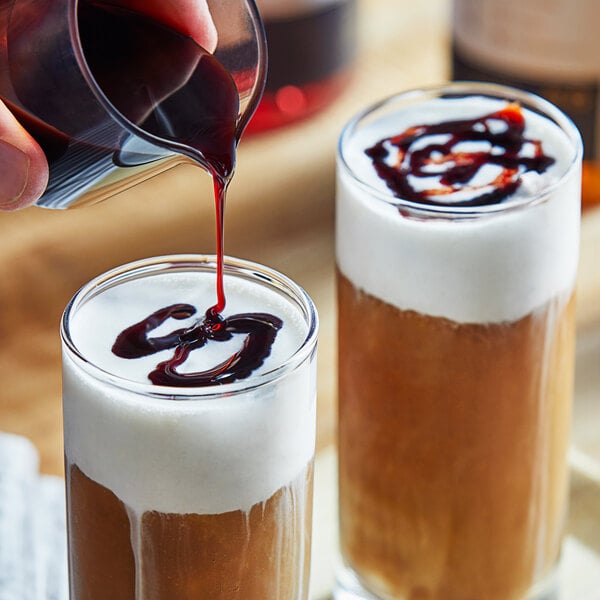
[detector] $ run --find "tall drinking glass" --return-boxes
[61,255,318,599]
[335,83,582,600]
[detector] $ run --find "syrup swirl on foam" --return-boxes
[365,103,556,207]
[112,304,283,387]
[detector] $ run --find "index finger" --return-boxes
[115,0,218,52]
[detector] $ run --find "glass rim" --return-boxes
[337,81,583,219]
[61,254,319,401]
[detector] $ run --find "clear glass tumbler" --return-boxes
[61,254,318,599]
[335,83,582,600]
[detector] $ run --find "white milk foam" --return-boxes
[336,95,581,324]
[63,267,316,515]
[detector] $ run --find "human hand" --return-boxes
[0,0,216,211]
[0,99,48,211]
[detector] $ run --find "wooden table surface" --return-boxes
[0,0,599,595]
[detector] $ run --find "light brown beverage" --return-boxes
[67,463,313,599]
[338,274,575,600]
[335,84,582,600]
[61,256,318,600]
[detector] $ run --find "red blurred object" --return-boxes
[247,70,352,133]
[247,0,356,133]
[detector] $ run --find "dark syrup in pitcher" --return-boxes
[1,0,243,206]
[77,0,280,386]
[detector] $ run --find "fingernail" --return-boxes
[0,139,30,208]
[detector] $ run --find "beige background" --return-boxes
[0,0,599,595]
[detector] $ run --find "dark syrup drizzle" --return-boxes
[84,2,282,386]
[365,102,555,207]
[112,304,282,387]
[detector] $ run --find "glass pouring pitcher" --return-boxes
[0,0,266,209]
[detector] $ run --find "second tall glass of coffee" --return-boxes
[335,83,582,600]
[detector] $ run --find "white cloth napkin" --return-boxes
[0,433,68,600]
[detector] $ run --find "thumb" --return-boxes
[0,100,48,211]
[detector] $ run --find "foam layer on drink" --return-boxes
[63,266,316,515]
[337,94,581,324]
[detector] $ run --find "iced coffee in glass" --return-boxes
[61,255,318,600]
[335,83,582,600]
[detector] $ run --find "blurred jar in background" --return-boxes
[247,0,357,133]
[452,0,600,210]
